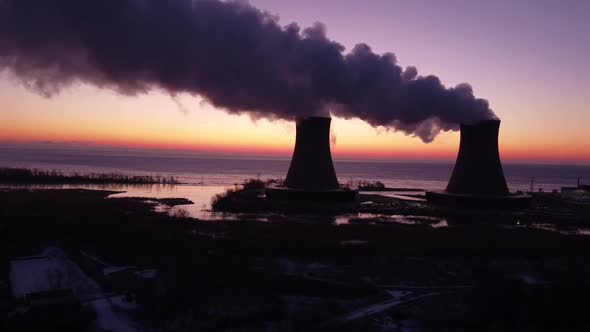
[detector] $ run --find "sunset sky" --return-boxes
[1,0,589,164]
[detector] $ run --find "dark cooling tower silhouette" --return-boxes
[284,117,339,190]
[446,120,509,196]
[426,119,531,209]
[266,116,357,203]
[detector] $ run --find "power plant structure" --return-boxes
[426,119,531,209]
[284,117,339,190]
[266,116,357,202]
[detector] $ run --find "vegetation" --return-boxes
[353,179,424,192]
[211,178,266,211]
[241,178,266,190]
[0,168,180,185]
[356,180,386,191]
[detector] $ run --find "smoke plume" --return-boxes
[0,0,497,142]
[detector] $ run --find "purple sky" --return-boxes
[1,0,589,163]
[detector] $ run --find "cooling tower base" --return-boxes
[266,186,359,203]
[426,191,532,210]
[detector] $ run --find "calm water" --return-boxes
[1,147,588,190]
[1,147,589,219]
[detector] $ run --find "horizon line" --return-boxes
[1,141,589,167]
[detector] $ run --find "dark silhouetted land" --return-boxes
[2,188,590,330]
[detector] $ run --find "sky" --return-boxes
[1,0,589,164]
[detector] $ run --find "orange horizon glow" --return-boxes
[1,72,588,166]
[2,130,589,165]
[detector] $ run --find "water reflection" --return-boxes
[4,183,588,235]
[518,223,590,236]
[162,203,449,228]
[335,213,448,227]
[361,191,427,202]
[167,205,271,222]
[2,183,229,219]
[108,185,227,209]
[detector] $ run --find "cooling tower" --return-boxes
[266,116,357,203]
[284,117,339,190]
[426,119,531,209]
[446,119,509,196]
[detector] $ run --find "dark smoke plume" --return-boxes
[0,0,497,142]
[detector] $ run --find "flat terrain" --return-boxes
[1,188,590,331]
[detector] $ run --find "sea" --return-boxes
[1,146,589,220]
